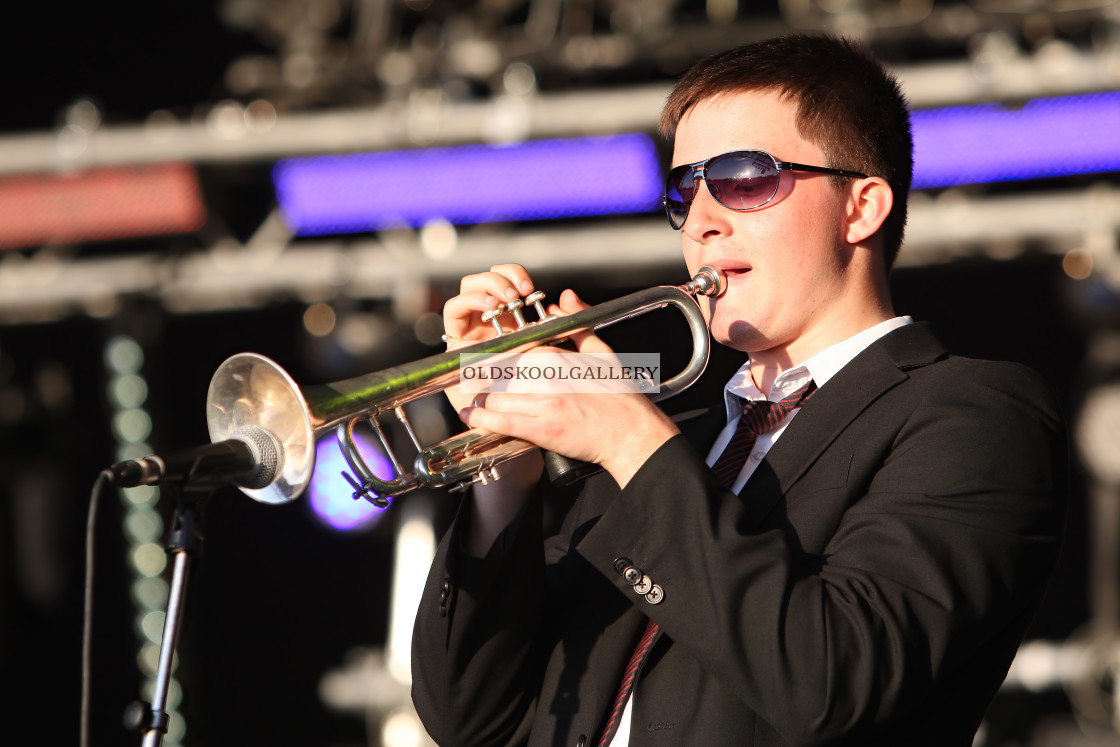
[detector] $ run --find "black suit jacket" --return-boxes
[412,324,1068,746]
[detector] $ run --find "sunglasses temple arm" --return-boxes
[781,162,867,179]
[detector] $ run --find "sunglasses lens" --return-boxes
[706,152,779,211]
[662,152,783,229]
[664,165,695,229]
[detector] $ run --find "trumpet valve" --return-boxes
[525,291,552,321]
[481,307,505,335]
[505,298,527,328]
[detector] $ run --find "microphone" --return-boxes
[108,426,284,491]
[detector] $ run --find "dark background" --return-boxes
[0,2,1115,745]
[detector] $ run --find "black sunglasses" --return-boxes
[663,149,868,230]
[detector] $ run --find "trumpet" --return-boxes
[204,266,726,506]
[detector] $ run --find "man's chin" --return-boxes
[712,322,771,355]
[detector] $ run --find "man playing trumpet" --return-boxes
[412,34,1067,746]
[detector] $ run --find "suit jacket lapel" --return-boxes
[742,323,948,525]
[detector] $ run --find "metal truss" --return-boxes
[4,40,1120,174]
[1,183,1117,324]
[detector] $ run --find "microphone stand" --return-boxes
[125,482,209,747]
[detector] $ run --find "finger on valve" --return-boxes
[443,266,536,349]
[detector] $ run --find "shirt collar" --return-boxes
[723,316,914,415]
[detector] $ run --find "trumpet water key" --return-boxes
[204,266,726,506]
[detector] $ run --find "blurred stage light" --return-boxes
[103,333,186,744]
[302,302,337,336]
[912,91,1120,188]
[272,133,663,235]
[0,163,206,250]
[386,500,436,685]
[308,432,393,530]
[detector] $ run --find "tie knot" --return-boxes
[710,377,817,491]
[740,379,816,435]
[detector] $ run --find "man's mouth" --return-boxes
[716,265,751,279]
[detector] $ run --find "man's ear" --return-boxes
[845,177,893,245]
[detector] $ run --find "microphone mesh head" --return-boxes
[234,426,284,489]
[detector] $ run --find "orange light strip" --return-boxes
[0,163,206,250]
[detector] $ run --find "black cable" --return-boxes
[81,469,114,747]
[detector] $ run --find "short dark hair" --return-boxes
[659,34,913,269]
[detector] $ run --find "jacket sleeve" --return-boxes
[411,482,582,746]
[574,359,1068,744]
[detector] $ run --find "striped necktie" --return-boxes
[710,378,818,488]
[596,377,817,746]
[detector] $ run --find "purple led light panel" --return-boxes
[912,92,1120,188]
[274,94,1120,237]
[275,134,663,235]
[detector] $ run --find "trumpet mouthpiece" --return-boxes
[688,266,726,298]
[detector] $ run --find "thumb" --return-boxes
[554,289,615,355]
[556,288,591,314]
